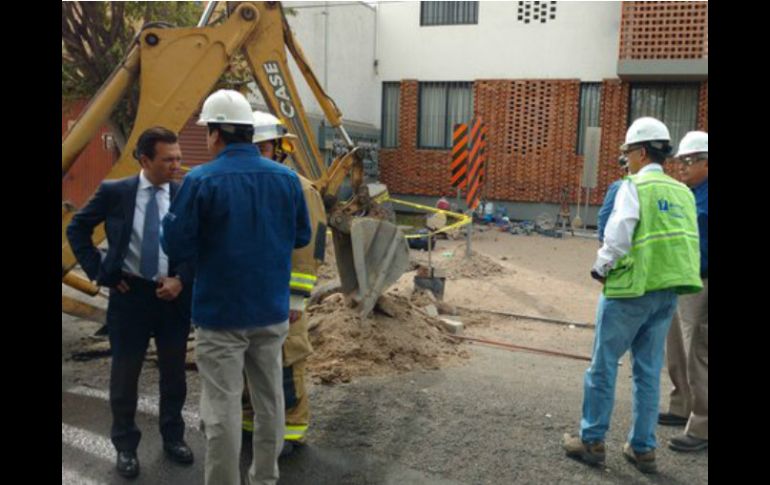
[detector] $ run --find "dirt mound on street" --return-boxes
[411,249,504,280]
[319,233,504,283]
[306,293,469,384]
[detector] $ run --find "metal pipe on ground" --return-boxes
[456,306,592,328]
[450,334,591,362]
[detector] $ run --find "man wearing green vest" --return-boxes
[562,117,702,474]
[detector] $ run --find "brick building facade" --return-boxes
[378,1,708,211]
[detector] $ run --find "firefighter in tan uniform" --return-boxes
[242,111,326,456]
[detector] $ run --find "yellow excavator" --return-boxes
[62,1,410,319]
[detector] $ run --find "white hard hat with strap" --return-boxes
[252,110,297,144]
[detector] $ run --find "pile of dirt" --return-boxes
[412,249,504,280]
[318,235,504,284]
[306,293,469,384]
[317,237,339,283]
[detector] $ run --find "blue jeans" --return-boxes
[579,290,677,452]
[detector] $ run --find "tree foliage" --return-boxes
[62,2,204,146]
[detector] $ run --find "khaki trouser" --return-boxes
[665,278,708,439]
[243,311,312,442]
[284,360,309,439]
[197,321,289,485]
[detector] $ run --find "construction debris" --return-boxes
[306,293,469,385]
[439,318,464,334]
[423,304,439,318]
[436,301,459,316]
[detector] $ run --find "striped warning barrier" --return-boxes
[450,123,469,189]
[465,117,485,210]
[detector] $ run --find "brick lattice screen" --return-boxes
[698,80,708,131]
[619,1,708,60]
[476,80,582,204]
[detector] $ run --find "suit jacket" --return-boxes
[67,175,194,318]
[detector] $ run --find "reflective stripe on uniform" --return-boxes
[290,272,317,296]
[635,179,694,194]
[244,420,307,439]
[632,230,700,250]
[290,272,317,287]
[284,424,308,441]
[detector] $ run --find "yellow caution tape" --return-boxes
[385,197,471,239]
[323,195,471,239]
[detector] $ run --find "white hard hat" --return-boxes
[197,89,254,126]
[675,131,708,158]
[620,117,671,150]
[252,110,297,144]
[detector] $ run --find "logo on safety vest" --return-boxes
[657,199,684,219]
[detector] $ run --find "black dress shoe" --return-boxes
[658,412,688,426]
[116,451,140,478]
[163,441,194,465]
[668,433,708,452]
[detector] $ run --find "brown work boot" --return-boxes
[623,443,657,474]
[562,433,605,466]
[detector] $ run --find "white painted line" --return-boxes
[61,424,111,484]
[61,465,105,485]
[65,385,201,431]
[62,423,114,462]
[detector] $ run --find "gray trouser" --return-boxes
[196,321,289,485]
[665,278,708,439]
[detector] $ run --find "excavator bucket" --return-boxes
[332,218,410,318]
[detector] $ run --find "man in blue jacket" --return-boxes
[659,131,708,452]
[162,90,311,485]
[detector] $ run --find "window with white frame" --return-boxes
[381,83,400,148]
[418,82,473,149]
[629,84,700,151]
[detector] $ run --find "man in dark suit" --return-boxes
[67,127,194,478]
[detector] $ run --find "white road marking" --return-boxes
[61,464,106,485]
[65,385,201,430]
[61,422,114,461]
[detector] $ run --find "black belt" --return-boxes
[122,272,159,289]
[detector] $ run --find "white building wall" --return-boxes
[375,1,621,82]
[252,2,622,132]
[279,1,380,127]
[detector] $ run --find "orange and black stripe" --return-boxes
[450,123,469,188]
[479,124,488,198]
[466,117,484,210]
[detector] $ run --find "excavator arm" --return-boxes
[62,1,408,317]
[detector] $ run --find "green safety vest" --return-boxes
[604,170,703,298]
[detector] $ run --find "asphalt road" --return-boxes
[63,314,707,485]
